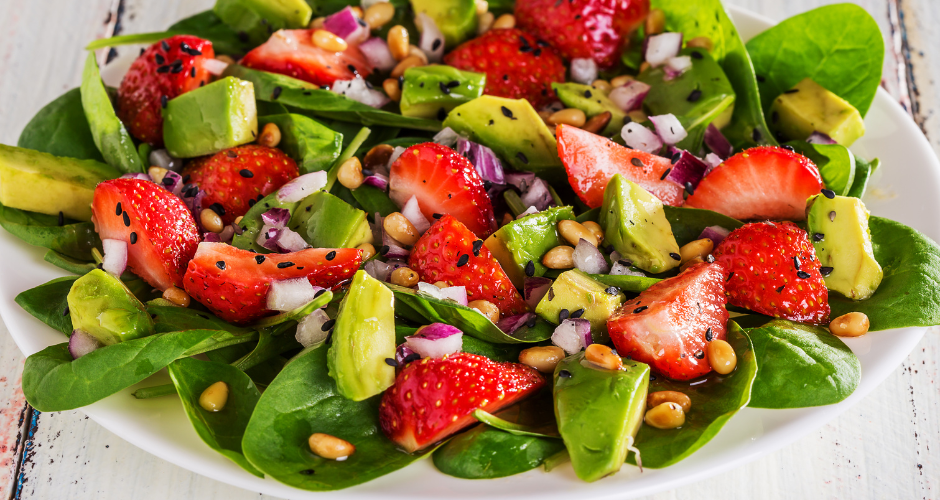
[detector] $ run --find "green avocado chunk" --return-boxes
[600,174,681,274]
[327,270,396,401]
[554,352,650,482]
[769,78,865,146]
[163,76,258,158]
[68,269,155,346]
[535,269,624,341]
[443,95,565,184]
[213,0,312,45]
[288,191,373,249]
[484,206,575,289]
[410,0,477,47]
[400,65,486,120]
[806,194,883,300]
[552,82,626,137]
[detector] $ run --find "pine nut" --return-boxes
[356,242,376,260]
[215,55,236,65]
[384,212,419,246]
[364,2,395,29]
[390,267,419,287]
[628,110,648,123]
[364,144,395,170]
[707,339,736,375]
[549,108,587,128]
[829,312,870,337]
[477,12,495,35]
[309,17,325,30]
[234,216,244,225]
[639,62,651,73]
[312,29,348,52]
[308,433,355,460]
[518,345,565,373]
[469,299,500,323]
[387,25,410,61]
[645,8,666,35]
[686,36,714,51]
[645,402,685,429]
[258,122,281,148]
[591,79,612,94]
[585,344,623,370]
[391,55,425,78]
[557,220,598,247]
[680,238,714,264]
[542,245,575,269]
[350,6,364,18]
[475,0,489,15]
[200,208,224,233]
[163,286,191,308]
[492,13,516,29]
[679,256,704,273]
[199,381,229,412]
[337,157,365,190]
[148,166,168,184]
[581,221,605,243]
[383,78,402,101]
[610,75,635,87]
[434,280,450,289]
[408,45,429,64]
[581,111,612,134]
[647,390,691,413]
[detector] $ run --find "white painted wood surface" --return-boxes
[0,0,936,499]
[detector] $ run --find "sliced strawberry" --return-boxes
[409,215,527,317]
[607,262,728,380]
[182,242,361,324]
[92,179,201,291]
[713,221,830,325]
[240,29,372,87]
[379,352,544,452]
[515,0,649,68]
[685,146,824,220]
[556,124,684,208]
[117,35,215,145]
[444,28,566,109]
[389,142,496,238]
[183,145,299,225]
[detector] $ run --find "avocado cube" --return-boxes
[535,269,624,340]
[410,0,478,47]
[288,191,373,249]
[600,174,681,274]
[552,82,627,137]
[214,0,312,45]
[400,65,486,120]
[163,76,257,158]
[770,78,865,146]
[485,206,575,289]
[68,269,155,346]
[806,194,883,300]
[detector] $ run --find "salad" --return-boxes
[4,0,939,491]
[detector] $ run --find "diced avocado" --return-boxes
[535,270,624,340]
[400,65,486,120]
[600,174,681,274]
[257,114,342,173]
[806,194,883,300]
[554,352,650,482]
[485,206,575,289]
[410,0,477,47]
[288,191,373,249]
[68,269,155,346]
[213,0,313,45]
[163,76,257,158]
[327,270,396,401]
[552,82,626,137]
[769,78,865,146]
[444,96,565,184]
[0,144,119,221]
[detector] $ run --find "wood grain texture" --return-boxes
[0,0,936,499]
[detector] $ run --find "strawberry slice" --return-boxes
[379,352,544,452]
[409,215,527,317]
[92,178,201,291]
[607,262,729,380]
[685,146,824,220]
[240,29,372,87]
[389,142,496,238]
[557,124,684,208]
[713,221,830,325]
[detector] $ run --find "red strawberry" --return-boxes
[117,35,215,146]
[182,145,299,225]
[685,146,824,220]
[389,142,496,238]
[409,215,527,317]
[379,352,544,452]
[240,29,372,87]
[556,124,684,208]
[444,28,566,108]
[713,221,830,325]
[515,0,649,68]
[92,179,201,291]
[607,262,729,380]
[182,242,362,324]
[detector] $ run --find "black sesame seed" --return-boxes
[820,266,834,276]
[130,232,138,244]
[155,53,165,64]
[687,89,702,102]
[617,259,631,267]
[255,255,265,264]
[239,169,254,178]
[793,256,801,270]
[437,107,448,121]
[821,188,835,199]
[57,211,65,226]
[784,88,799,94]
[439,82,451,95]
[190,67,196,78]
[432,213,443,219]
[247,199,256,207]
[156,65,170,74]
[558,309,570,321]
[633,305,648,314]
[669,252,681,261]
[705,327,714,341]
[380,245,390,255]
[797,270,811,279]
[122,211,131,227]
[161,176,174,187]
[299,469,315,476]
[501,106,515,119]
[570,308,585,319]
[432,39,442,51]
[671,153,681,164]
[216,261,226,270]
[160,95,168,108]
[115,202,122,216]
[524,260,535,277]
[385,358,398,367]
[781,144,795,152]
[660,168,672,180]
[813,232,825,242]
[526,316,537,328]
[404,353,421,363]
[321,319,336,331]
[752,128,762,142]
[631,158,644,167]
[209,203,226,216]
[605,286,620,295]
[691,51,704,60]
[472,240,483,256]
[776,285,785,293]
[170,61,184,74]
[558,369,572,378]
[516,152,528,164]
[727,271,735,281]
[272,86,283,100]
[63,306,70,316]
[694,350,705,359]
[326,251,337,261]
[277,262,295,269]
[685,181,695,195]
[584,90,593,98]
[456,254,469,267]
[161,40,171,52]
[315,289,327,298]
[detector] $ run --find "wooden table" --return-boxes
[0,0,936,498]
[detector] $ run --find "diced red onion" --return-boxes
[621,122,663,153]
[121,172,153,182]
[666,149,709,190]
[296,309,331,347]
[608,80,650,112]
[807,132,837,145]
[704,153,723,173]
[267,277,323,312]
[277,171,327,203]
[610,250,622,262]
[362,173,389,191]
[401,196,431,234]
[649,114,688,145]
[520,178,554,211]
[364,259,392,281]
[395,343,420,365]
[359,37,397,72]
[416,281,443,299]
[456,138,505,186]
[439,286,468,306]
[497,312,537,334]
[275,227,310,253]
[323,7,361,40]
[573,238,609,274]
[257,225,281,251]
[332,78,390,108]
[505,171,536,192]
[570,58,598,84]
[160,170,184,197]
[666,55,692,75]
[262,208,291,228]
[68,329,102,359]
[645,32,683,67]
[433,127,463,147]
[101,239,128,277]
[202,58,229,76]
[552,319,591,355]
[203,232,222,243]
[387,146,406,169]
[699,225,731,247]
[406,329,463,359]
[149,149,181,171]
[704,124,734,159]
[524,277,552,310]
[415,13,445,63]
[611,259,646,276]
[384,240,410,260]
[516,206,539,219]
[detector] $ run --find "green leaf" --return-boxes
[15,277,77,335]
[85,32,179,51]
[147,305,254,335]
[747,320,860,408]
[231,328,301,372]
[350,185,399,218]
[167,10,256,56]
[745,4,884,117]
[22,329,217,412]
[473,409,560,438]
[168,357,264,476]
[847,156,876,199]
[326,128,371,192]
[43,250,97,275]
[786,141,856,196]
[17,88,105,162]
[258,114,343,174]
[242,344,431,490]
[629,322,756,468]
[80,53,144,174]
[590,274,662,293]
[461,336,525,362]
[663,206,744,246]
[0,202,100,260]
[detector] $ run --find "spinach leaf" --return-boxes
[629,322,756,468]
[167,357,263,476]
[0,202,100,260]
[461,336,525,362]
[829,217,940,330]
[17,88,105,162]
[15,276,77,335]
[432,425,565,479]
[786,141,855,196]
[350,186,398,217]
[258,114,343,173]
[473,409,560,438]
[847,156,876,199]
[242,344,431,490]
[148,305,254,335]
[80,53,144,174]
[22,329,217,412]
[747,320,860,408]
[231,329,301,372]
[663,206,744,246]
[745,4,883,117]
[43,250,97,275]
[591,274,661,293]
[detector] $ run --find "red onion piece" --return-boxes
[363,259,392,281]
[497,312,537,334]
[666,149,709,190]
[611,259,646,276]
[524,277,552,310]
[433,127,463,147]
[520,178,554,211]
[275,227,310,253]
[699,225,731,246]
[202,58,229,76]
[332,78,390,108]
[267,277,323,312]
[416,282,444,299]
[359,37,397,72]
[296,309,331,347]
[158,170,184,197]
[363,173,389,191]
[149,149,181,171]
[608,80,650,112]
[552,319,591,354]
[704,153,723,174]
[277,171,327,203]
[68,329,102,359]
[457,138,506,186]
[621,122,663,153]
[645,32,683,67]
[505,171,537,192]
[415,13,445,63]
[413,323,462,340]
[570,58,598,84]
[666,55,692,75]
[203,232,222,243]
[406,328,463,359]
[101,239,128,277]
[261,208,291,228]
[704,124,734,159]
[121,172,153,182]
[516,206,539,219]
[440,286,468,306]
[396,343,420,365]
[649,114,688,145]
[807,132,837,145]
[402,196,431,234]
[323,7,361,40]
[256,225,281,251]
[573,238,610,274]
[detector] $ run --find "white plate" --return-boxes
[2,6,937,499]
